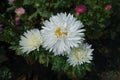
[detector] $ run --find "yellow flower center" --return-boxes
[55,27,67,37]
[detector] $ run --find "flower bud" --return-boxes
[15,7,25,16]
[105,5,112,11]
[75,5,87,16]
[15,17,20,26]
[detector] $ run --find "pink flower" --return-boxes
[75,5,87,16]
[8,0,15,3]
[15,7,25,16]
[15,17,20,22]
[15,17,20,26]
[105,5,112,11]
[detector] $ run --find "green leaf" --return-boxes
[28,12,38,20]
[7,6,15,12]
[23,0,34,5]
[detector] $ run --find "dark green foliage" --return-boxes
[0,67,12,80]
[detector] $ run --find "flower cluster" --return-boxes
[19,13,93,67]
[14,7,25,26]
[0,0,114,79]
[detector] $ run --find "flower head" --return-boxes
[41,13,85,55]
[67,43,93,67]
[105,4,112,11]
[75,5,87,16]
[15,7,25,16]
[19,29,43,54]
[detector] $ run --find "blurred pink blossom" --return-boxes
[105,5,112,11]
[15,17,20,22]
[15,7,25,16]
[75,5,87,16]
[8,0,15,3]
[15,17,20,26]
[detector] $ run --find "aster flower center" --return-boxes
[74,48,86,60]
[30,37,40,48]
[55,27,67,37]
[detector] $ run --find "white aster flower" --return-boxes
[19,29,43,54]
[41,13,85,55]
[67,43,93,67]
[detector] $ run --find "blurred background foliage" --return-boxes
[0,0,120,80]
